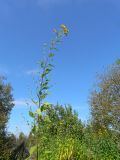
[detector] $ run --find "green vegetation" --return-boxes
[0,76,15,159]
[90,61,120,133]
[0,25,120,159]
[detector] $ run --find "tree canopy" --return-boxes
[0,76,15,159]
[90,61,120,132]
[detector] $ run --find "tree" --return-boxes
[45,104,83,139]
[0,76,14,159]
[28,104,84,160]
[89,60,120,132]
[0,76,14,134]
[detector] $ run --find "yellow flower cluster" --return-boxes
[61,24,69,35]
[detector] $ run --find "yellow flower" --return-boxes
[61,24,69,35]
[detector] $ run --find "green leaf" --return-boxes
[41,68,51,78]
[41,61,44,68]
[39,91,42,96]
[45,68,51,74]
[42,81,49,87]
[50,47,58,50]
[41,73,46,78]
[48,63,54,68]
[30,145,37,155]
[41,104,46,112]
[36,108,41,115]
[44,150,52,154]
[44,115,51,123]
[43,102,50,105]
[43,102,51,108]
[42,86,49,90]
[40,93,48,100]
[31,98,38,104]
[41,102,51,112]
[32,125,36,133]
[29,111,35,118]
[49,53,54,57]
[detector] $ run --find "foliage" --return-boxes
[0,76,14,134]
[45,104,83,139]
[28,24,69,159]
[26,24,120,159]
[16,132,28,146]
[89,61,120,132]
[28,118,120,159]
[1,25,120,159]
[0,76,15,159]
[28,104,84,160]
[83,125,120,160]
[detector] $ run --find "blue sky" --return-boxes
[0,0,120,135]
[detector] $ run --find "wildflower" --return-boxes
[61,24,69,35]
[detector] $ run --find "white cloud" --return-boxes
[14,100,27,106]
[14,99,34,107]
